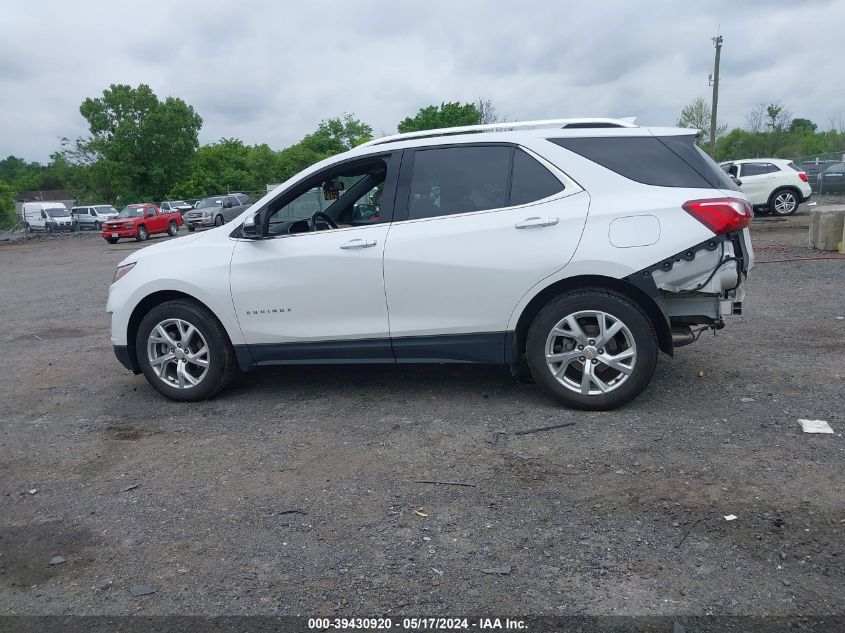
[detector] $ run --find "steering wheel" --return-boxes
[309,211,338,232]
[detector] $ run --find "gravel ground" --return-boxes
[0,218,843,619]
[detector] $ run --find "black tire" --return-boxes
[136,225,149,241]
[47,223,54,234]
[526,289,658,410]
[167,221,178,236]
[94,221,101,230]
[768,188,800,216]
[136,299,236,402]
[72,221,79,232]
[188,226,196,232]
[214,215,224,227]
[106,238,118,244]
[25,222,31,232]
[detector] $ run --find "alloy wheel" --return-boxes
[774,192,797,214]
[544,310,636,395]
[146,318,210,389]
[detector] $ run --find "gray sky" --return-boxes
[1,0,843,162]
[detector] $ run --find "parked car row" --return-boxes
[17,194,255,244]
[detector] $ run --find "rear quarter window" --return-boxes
[550,135,739,191]
[510,149,565,205]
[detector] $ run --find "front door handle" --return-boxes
[515,217,559,229]
[340,238,378,249]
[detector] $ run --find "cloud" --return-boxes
[0,0,843,162]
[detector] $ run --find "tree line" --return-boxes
[0,85,498,228]
[677,97,845,161]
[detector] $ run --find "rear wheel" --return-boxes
[769,189,799,216]
[167,221,178,236]
[136,225,149,241]
[526,289,658,410]
[136,300,236,401]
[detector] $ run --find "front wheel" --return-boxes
[94,221,101,230]
[136,226,149,241]
[188,226,196,232]
[214,215,224,227]
[136,300,236,401]
[769,189,799,216]
[167,221,178,236]
[526,289,658,410]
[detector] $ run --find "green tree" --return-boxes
[789,118,817,133]
[300,114,373,154]
[397,102,482,133]
[70,83,202,203]
[677,97,726,140]
[0,179,15,229]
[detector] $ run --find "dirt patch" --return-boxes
[103,424,160,441]
[0,521,99,588]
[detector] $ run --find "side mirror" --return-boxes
[241,212,266,239]
[730,174,742,187]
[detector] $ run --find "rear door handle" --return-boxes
[515,217,559,229]
[340,238,377,249]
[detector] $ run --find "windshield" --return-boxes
[167,200,188,207]
[94,205,116,214]
[196,198,223,209]
[46,208,70,217]
[118,207,144,218]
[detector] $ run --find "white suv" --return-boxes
[720,158,812,216]
[107,118,753,410]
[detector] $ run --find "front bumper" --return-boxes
[101,227,137,239]
[185,215,214,227]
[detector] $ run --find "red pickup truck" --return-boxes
[101,204,183,243]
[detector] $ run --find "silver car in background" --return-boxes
[184,194,251,231]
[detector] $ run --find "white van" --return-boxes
[21,202,74,232]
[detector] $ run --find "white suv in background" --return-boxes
[720,158,812,216]
[107,118,753,410]
[72,205,118,230]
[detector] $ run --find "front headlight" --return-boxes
[113,262,136,283]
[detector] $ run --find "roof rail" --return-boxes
[358,117,639,148]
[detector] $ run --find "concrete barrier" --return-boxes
[808,208,845,251]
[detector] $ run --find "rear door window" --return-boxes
[740,163,771,177]
[408,146,511,219]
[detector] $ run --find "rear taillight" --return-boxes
[799,172,808,182]
[682,197,753,235]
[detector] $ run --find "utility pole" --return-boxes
[708,34,723,157]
